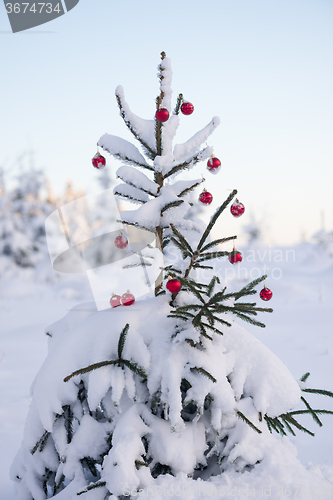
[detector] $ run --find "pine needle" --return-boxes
[118,323,130,359]
[161,200,184,214]
[236,411,262,434]
[170,224,193,254]
[170,237,192,258]
[197,190,237,251]
[77,481,107,496]
[300,372,311,383]
[201,236,237,253]
[302,388,333,398]
[191,366,217,383]
[300,396,323,427]
[64,360,118,382]
[31,430,50,455]
[122,359,147,380]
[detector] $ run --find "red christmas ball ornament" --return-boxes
[92,152,106,170]
[114,233,128,249]
[110,293,121,308]
[228,250,242,264]
[166,278,182,294]
[199,189,213,205]
[259,286,273,301]
[121,291,135,306]
[230,199,245,218]
[155,108,169,122]
[207,156,221,174]
[181,101,194,115]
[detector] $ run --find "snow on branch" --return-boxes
[158,55,173,111]
[115,86,157,160]
[114,184,149,204]
[164,146,213,179]
[173,117,221,163]
[98,134,153,171]
[116,166,158,197]
[171,179,203,197]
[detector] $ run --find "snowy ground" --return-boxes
[1,241,333,499]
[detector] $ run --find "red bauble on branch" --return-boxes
[259,286,273,301]
[180,101,194,115]
[121,291,135,306]
[166,278,181,294]
[114,233,128,249]
[199,189,213,205]
[155,108,169,122]
[230,199,245,217]
[110,293,121,308]
[207,156,221,174]
[92,152,106,169]
[228,249,242,264]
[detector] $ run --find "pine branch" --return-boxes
[178,277,206,304]
[302,388,333,398]
[63,405,73,444]
[161,200,184,215]
[118,323,130,359]
[164,149,210,179]
[170,238,192,259]
[155,108,163,157]
[300,372,311,383]
[185,338,196,347]
[116,172,157,198]
[117,219,155,234]
[174,93,183,115]
[282,414,315,436]
[234,312,266,328]
[197,190,237,251]
[196,251,229,263]
[300,396,323,427]
[178,180,203,197]
[135,460,148,469]
[123,262,152,269]
[280,415,296,436]
[288,409,333,417]
[193,264,214,270]
[204,307,215,326]
[201,236,237,253]
[236,411,262,434]
[197,324,213,340]
[206,276,220,297]
[170,223,193,255]
[200,321,224,335]
[114,189,147,204]
[81,457,98,477]
[122,359,147,380]
[167,313,191,322]
[212,315,232,327]
[191,367,217,383]
[64,360,118,382]
[270,417,287,436]
[101,150,154,172]
[236,275,267,296]
[115,91,156,161]
[31,430,50,455]
[77,481,107,496]
[264,415,281,435]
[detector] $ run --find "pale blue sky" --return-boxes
[1,0,332,245]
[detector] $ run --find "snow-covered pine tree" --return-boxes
[0,164,55,271]
[11,52,333,499]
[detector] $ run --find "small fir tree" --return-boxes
[0,166,55,270]
[11,53,333,499]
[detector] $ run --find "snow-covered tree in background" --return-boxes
[0,164,55,271]
[11,53,333,499]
